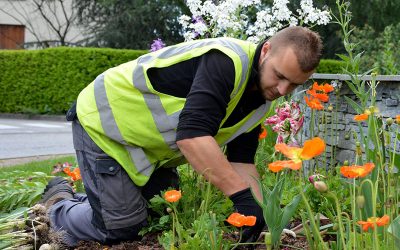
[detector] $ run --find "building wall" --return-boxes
[0,0,86,48]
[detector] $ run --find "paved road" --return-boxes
[0,118,74,159]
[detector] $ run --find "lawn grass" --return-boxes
[0,156,78,214]
[0,156,77,178]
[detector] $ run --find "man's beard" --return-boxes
[257,58,279,101]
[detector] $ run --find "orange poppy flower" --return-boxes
[268,160,302,172]
[304,96,324,110]
[321,83,334,93]
[63,166,71,175]
[70,168,81,181]
[164,190,182,202]
[354,113,369,121]
[340,163,375,178]
[396,115,400,124]
[357,215,390,232]
[268,137,326,172]
[226,212,257,227]
[259,127,267,139]
[311,82,334,93]
[307,89,330,102]
[63,167,81,181]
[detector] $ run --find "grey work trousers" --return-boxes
[49,119,179,246]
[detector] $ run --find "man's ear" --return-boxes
[259,42,271,63]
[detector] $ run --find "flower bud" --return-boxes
[308,175,315,184]
[344,134,350,140]
[356,195,365,208]
[166,207,173,213]
[313,181,328,193]
[355,142,362,156]
[328,105,334,111]
[343,160,349,166]
[386,117,394,126]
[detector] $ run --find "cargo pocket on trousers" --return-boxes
[95,158,127,210]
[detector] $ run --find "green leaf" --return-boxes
[388,215,400,245]
[344,96,363,113]
[159,215,170,225]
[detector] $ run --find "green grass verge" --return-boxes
[0,156,78,214]
[0,156,76,178]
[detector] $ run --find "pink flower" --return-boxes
[265,115,280,125]
[264,100,304,145]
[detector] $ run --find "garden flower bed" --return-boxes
[1,1,400,249]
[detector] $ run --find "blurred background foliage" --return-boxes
[72,0,400,73]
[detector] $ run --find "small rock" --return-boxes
[39,244,54,250]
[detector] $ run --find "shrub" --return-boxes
[0,47,147,114]
[316,59,346,74]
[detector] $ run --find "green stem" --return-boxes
[310,109,315,138]
[300,191,328,250]
[359,179,379,249]
[352,178,356,249]
[171,209,175,250]
[325,192,347,249]
[231,228,242,250]
[172,206,183,245]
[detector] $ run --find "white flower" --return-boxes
[179,0,331,43]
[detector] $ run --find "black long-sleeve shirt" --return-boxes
[147,45,264,163]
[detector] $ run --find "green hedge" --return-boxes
[0,47,147,114]
[0,47,345,115]
[316,59,346,74]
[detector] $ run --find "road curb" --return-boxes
[0,113,67,121]
[0,154,75,167]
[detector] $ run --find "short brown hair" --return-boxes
[268,26,322,72]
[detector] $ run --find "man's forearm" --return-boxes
[176,136,249,196]
[231,162,262,202]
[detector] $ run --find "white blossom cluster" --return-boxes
[179,0,331,43]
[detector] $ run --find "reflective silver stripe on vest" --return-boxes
[133,39,250,150]
[133,55,178,150]
[222,102,270,146]
[94,74,153,176]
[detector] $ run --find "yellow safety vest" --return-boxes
[77,37,271,186]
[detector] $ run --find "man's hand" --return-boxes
[229,187,265,243]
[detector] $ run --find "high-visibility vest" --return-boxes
[77,37,271,186]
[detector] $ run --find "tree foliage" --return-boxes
[74,0,189,49]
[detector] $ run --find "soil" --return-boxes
[28,205,335,250]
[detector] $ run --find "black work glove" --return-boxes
[229,187,266,244]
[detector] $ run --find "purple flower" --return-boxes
[192,16,205,24]
[150,38,166,52]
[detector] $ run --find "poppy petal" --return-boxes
[244,216,257,226]
[377,215,390,226]
[164,190,182,202]
[268,160,301,172]
[354,113,369,121]
[268,161,285,172]
[226,213,245,227]
[259,127,267,139]
[300,137,326,160]
[275,143,302,159]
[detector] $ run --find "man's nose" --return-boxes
[277,80,291,96]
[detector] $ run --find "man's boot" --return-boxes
[42,176,69,194]
[40,178,74,209]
